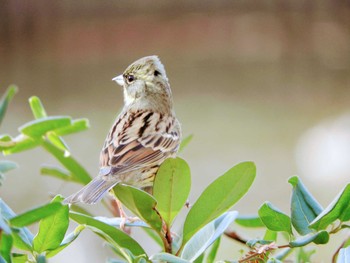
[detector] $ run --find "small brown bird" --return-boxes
[64,56,181,205]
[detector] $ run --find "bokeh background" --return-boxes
[1,1,350,262]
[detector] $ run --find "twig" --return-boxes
[224,230,249,245]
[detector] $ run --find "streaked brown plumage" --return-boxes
[64,56,181,204]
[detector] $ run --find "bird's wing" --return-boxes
[99,110,181,176]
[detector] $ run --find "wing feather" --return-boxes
[99,110,180,176]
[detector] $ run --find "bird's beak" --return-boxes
[112,75,124,86]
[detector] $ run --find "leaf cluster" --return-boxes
[0,86,349,263]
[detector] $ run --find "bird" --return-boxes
[64,56,181,205]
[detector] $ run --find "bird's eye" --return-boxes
[126,74,135,83]
[154,70,161,76]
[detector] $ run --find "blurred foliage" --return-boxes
[0,87,350,263]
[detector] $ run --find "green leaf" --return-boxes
[54,119,89,136]
[11,230,33,252]
[178,134,193,153]
[0,135,15,150]
[258,202,292,234]
[0,216,11,234]
[0,85,18,126]
[153,157,191,226]
[9,203,62,227]
[310,184,350,230]
[193,254,204,263]
[113,184,162,232]
[11,253,29,263]
[182,162,255,246]
[206,236,221,263]
[46,133,70,155]
[29,96,47,119]
[46,225,85,257]
[33,196,69,253]
[288,176,323,235]
[181,211,238,262]
[289,230,329,247]
[2,135,40,155]
[19,116,71,137]
[0,199,33,251]
[337,247,350,263]
[0,233,12,263]
[235,215,264,228]
[0,161,17,174]
[296,247,316,263]
[41,140,91,184]
[40,165,77,182]
[263,229,277,241]
[69,212,146,258]
[150,253,190,263]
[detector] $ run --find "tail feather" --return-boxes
[63,177,117,205]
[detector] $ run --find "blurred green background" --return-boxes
[1,1,350,261]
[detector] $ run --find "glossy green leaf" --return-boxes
[178,134,193,153]
[33,196,69,253]
[258,202,292,234]
[182,162,255,246]
[181,211,237,261]
[337,247,350,263]
[206,236,221,263]
[19,116,71,137]
[0,233,12,263]
[114,184,162,232]
[69,211,146,257]
[310,184,350,230]
[235,215,264,228]
[0,85,18,126]
[9,203,62,227]
[288,176,323,235]
[29,96,47,119]
[41,140,91,184]
[150,253,190,263]
[2,135,40,155]
[289,230,329,247]
[54,119,89,136]
[153,157,191,226]
[46,225,85,257]
[0,161,17,174]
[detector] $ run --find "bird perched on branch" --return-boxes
[64,56,181,205]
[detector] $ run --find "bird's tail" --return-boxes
[63,177,117,205]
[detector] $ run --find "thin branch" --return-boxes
[224,230,249,245]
